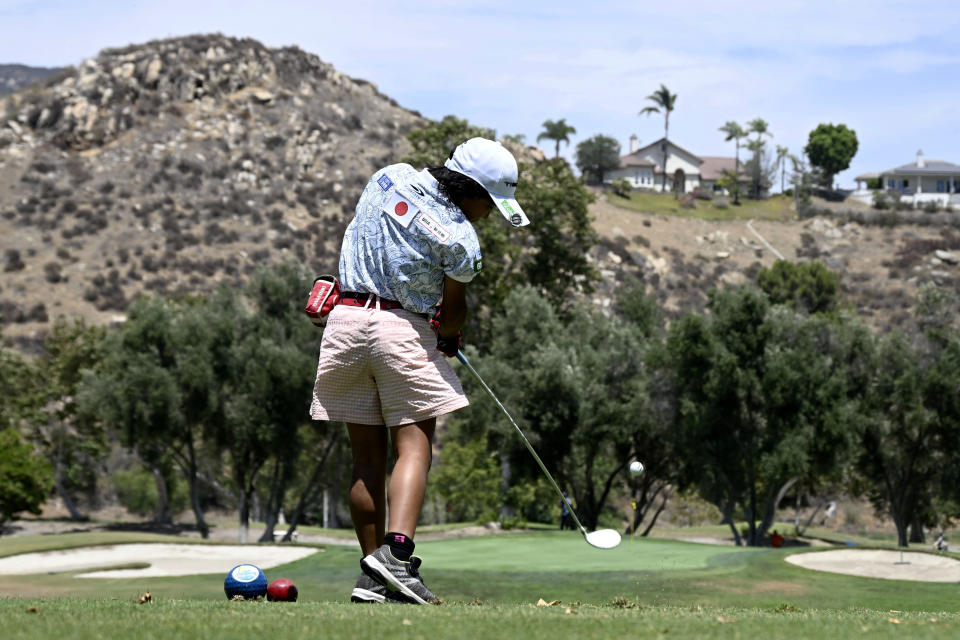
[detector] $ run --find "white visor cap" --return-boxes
[444,138,530,227]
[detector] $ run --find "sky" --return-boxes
[1,0,959,188]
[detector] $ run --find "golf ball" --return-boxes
[629,461,644,476]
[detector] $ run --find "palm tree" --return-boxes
[775,145,789,194]
[537,119,577,158]
[719,121,747,204]
[747,117,772,143]
[639,84,678,191]
[746,118,773,198]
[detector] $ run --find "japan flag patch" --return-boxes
[382,192,418,229]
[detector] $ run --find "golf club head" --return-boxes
[585,528,622,549]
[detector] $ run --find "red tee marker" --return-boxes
[267,578,298,602]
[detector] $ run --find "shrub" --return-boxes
[923,200,940,214]
[679,195,696,209]
[43,262,63,283]
[714,197,729,209]
[110,466,188,517]
[691,187,713,201]
[4,249,24,272]
[611,178,632,197]
[872,191,890,210]
[26,303,48,322]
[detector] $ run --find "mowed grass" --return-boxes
[2,531,959,639]
[606,191,796,221]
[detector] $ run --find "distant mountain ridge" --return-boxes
[0,64,64,97]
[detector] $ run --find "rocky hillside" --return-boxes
[0,34,432,350]
[0,64,64,97]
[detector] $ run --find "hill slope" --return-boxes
[0,34,426,350]
[0,64,64,96]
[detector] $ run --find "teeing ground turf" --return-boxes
[1,530,958,639]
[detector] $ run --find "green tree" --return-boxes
[775,145,790,194]
[403,115,495,169]
[110,464,189,517]
[433,434,501,522]
[78,294,235,538]
[718,121,747,204]
[537,118,576,159]
[855,332,948,547]
[747,117,771,142]
[615,278,661,339]
[0,427,53,529]
[639,84,678,191]
[29,319,107,521]
[852,288,960,545]
[0,327,41,434]
[614,280,676,536]
[574,134,621,184]
[664,286,863,545]
[226,262,325,543]
[745,119,773,198]
[756,260,840,314]
[454,288,660,531]
[804,123,858,188]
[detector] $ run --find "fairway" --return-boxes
[2,532,959,639]
[418,531,755,572]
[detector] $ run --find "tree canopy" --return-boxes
[718,121,747,203]
[804,123,858,188]
[537,119,577,158]
[0,428,53,528]
[663,285,865,545]
[756,260,840,314]
[575,134,621,185]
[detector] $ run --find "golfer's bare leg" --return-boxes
[347,423,388,556]
[387,418,436,538]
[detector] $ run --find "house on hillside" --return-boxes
[853,150,960,206]
[605,136,748,194]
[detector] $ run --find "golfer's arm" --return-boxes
[439,275,467,337]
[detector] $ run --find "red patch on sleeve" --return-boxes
[394,202,408,216]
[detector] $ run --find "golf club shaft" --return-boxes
[456,350,589,537]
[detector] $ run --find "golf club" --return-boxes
[456,350,622,549]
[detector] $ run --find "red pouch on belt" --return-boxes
[305,275,340,327]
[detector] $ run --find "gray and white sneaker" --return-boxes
[360,544,438,605]
[350,573,408,604]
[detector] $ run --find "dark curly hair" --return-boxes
[427,164,494,209]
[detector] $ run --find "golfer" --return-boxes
[309,138,529,604]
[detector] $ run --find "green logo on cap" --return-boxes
[500,200,516,215]
[474,260,482,273]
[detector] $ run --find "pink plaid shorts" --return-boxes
[309,304,468,427]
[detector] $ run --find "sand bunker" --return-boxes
[0,544,318,578]
[786,549,960,582]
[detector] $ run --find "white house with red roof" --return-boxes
[606,136,747,194]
